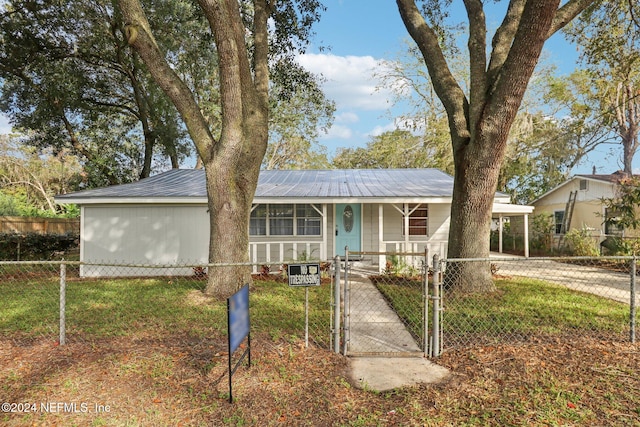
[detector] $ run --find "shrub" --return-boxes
[564,227,599,257]
[0,232,79,260]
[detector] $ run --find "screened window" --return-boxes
[402,205,429,236]
[296,205,321,235]
[579,179,588,191]
[250,205,267,236]
[554,210,565,235]
[269,204,294,235]
[249,204,322,236]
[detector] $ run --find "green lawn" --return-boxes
[376,276,631,346]
[1,269,631,348]
[0,274,332,345]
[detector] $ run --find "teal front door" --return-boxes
[335,203,361,256]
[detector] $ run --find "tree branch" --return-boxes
[548,0,596,36]
[463,0,487,136]
[487,0,560,124]
[117,0,216,164]
[487,0,525,86]
[396,0,469,143]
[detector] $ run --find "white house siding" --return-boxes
[81,205,209,277]
[427,204,450,259]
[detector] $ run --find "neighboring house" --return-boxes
[55,168,533,276]
[531,171,632,247]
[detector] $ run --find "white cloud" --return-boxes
[335,112,359,124]
[297,53,393,111]
[366,117,424,139]
[368,122,397,137]
[323,124,353,140]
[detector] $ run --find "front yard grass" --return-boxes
[375,276,631,346]
[1,269,638,426]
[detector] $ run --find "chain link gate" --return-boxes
[334,249,431,357]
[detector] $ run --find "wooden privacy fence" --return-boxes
[0,216,80,234]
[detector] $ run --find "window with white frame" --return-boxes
[401,204,429,236]
[554,210,565,235]
[269,204,294,235]
[296,204,322,235]
[250,204,321,236]
[249,205,267,235]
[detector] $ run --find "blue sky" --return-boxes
[0,1,626,174]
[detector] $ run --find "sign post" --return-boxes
[227,284,250,403]
[287,264,321,348]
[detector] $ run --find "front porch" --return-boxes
[248,201,450,273]
[248,201,533,273]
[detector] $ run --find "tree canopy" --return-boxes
[0,0,194,186]
[563,0,640,173]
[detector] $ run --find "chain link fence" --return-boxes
[438,256,638,352]
[2,255,638,359]
[0,261,334,350]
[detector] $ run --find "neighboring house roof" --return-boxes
[55,168,515,205]
[531,171,635,205]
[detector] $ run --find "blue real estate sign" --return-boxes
[228,284,250,353]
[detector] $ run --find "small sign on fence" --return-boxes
[287,263,321,287]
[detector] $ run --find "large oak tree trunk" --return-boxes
[446,133,505,292]
[203,158,259,298]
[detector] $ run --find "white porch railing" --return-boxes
[249,241,324,273]
[248,239,448,273]
[378,240,448,272]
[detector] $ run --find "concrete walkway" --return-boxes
[344,269,450,391]
[346,277,422,354]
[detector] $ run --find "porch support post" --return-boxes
[404,203,410,252]
[378,204,384,273]
[322,204,328,260]
[524,214,530,258]
[498,214,503,254]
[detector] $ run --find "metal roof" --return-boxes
[56,168,510,204]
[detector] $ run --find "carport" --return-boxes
[492,202,535,257]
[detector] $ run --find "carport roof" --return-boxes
[56,168,510,204]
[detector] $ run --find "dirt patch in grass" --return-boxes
[1,335,639,426]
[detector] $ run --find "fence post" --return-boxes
[342,247,349,356]
[423,247,429,356]
[59,262,66,346]
[333,256,341,353]
[631,257,637,344]
[431,254,441,357]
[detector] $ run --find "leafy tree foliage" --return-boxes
[0,0,194,186]
[601,175,640,254]
[0,134,82,216]
[563,0,640,173]
[264,69,334,170]
[333,129,453,171]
